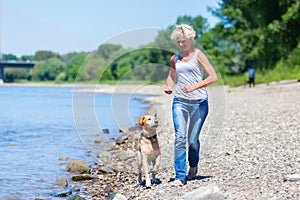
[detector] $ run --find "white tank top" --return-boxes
[174,49,208,100]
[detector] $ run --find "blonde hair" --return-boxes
[170,24,196,41]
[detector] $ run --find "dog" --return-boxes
[136,113,161,188]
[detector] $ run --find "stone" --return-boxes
[55,177,68,187]
[66,160,89,173]
[102,129,110,134]
[283,174,300,182]
[184,186,225,200]
[72,174,95,181]
[54,190,72,197]
[94,139,102,143]
[112,193,127,200]
[59,157,69,161]
[119,127,129,133]
[116,136,128,145]
[70,195,86,200]
[99,166,115,174]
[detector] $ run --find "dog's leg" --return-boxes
[142,155,151,188]
[151,155,161,184]
[137,153,143,185]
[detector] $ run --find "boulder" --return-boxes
[66,160,89,173]
[115,136,128,145]
[99,166,115,174]
[69,195,86,200]
[55,177,68,187]
[102,129,110,134]
[72,174,95,181]
[184,186,225,200]
[119,127,129,133]
[54,190,72,197]
[112,193,127,200]
[284,174,300,182]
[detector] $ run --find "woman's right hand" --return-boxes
[164,87,173,94]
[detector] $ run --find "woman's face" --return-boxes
[177,38,193,51]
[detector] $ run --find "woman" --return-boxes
[164,24,218,186]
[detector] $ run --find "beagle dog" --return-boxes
[136,113,161,188]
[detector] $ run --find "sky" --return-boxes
[0,0,221,56]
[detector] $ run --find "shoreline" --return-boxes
[1,82,166,95]
[1,78,299,93]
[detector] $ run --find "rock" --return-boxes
[97,150,111,159]
[112,193,127,200]
[59,157,69,161]
[69,195,86,200]
[119,127,129,133]
[116,136,128,145]
[99,166,115,174]
[94,139,102,143]
[102,129,110,134]
[53,190,72,197]
[184,186,225,200]
[55,177,68,187]
[66,160,89,173]
[283,174,300,182]
[72,174,95,181]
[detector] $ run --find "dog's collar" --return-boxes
[143,134,157,142]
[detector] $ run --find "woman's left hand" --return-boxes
[182,85,195,93]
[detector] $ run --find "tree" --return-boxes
[65,52,88,81]
[211,0,300,72]
[176,15,209,40]
[2,53,18,61]
[34,50,59,61]
[96,44,123,60]
[37,57,65,80]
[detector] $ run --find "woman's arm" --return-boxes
[164,55,177,94]
[182,50,218,93]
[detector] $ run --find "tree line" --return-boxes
[2,0,300,85]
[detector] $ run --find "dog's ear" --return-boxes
[137,116,145,126]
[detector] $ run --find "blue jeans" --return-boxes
[172,97,209,181]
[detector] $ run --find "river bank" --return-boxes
[64,80,300,199]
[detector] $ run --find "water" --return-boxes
[0,85,150,199]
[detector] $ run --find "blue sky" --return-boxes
[1,0,221,56]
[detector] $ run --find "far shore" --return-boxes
[1,79,299,95]
[0,82,166,95]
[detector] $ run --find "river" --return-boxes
[0,85,150,199]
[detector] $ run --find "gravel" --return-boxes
[74,82,300,200]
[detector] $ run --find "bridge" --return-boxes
[0,61,36,83]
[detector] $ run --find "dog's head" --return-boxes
[136,114,158,128]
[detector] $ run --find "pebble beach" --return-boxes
[69,81,300,200]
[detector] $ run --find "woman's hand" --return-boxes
[164,87,173,94]
[182,85,195,93]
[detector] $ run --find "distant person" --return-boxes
[248,66,255,87]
